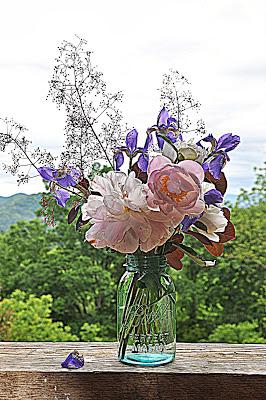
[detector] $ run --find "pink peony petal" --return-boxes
[129,215,152,243]
[178,160,205,182]
[148,155,171,175]
[102,220,130,243]
[140,221,173,252]
[113,229,139,253]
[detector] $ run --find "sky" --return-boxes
[0,0,265,196]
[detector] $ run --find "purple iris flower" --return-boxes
[61,351,84,369]
[216,133,240,152]
[204,188,223,206]
[114,151,124,171]
[181,213,204,232]
[196,134,215,147]
[202,153,230,180]
[137,153,149,172]
[199,133,240,179]
[151,107,180,150]
[114,129,153,172]
[37,166,80,207]
[126,128,138,154]
[37,166,80,188]
[54,189,71,207]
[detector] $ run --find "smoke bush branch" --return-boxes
[48,37,125,174]
[160,70,206,139]
[0,118,55,185]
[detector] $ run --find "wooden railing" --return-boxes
[0,342,265,399]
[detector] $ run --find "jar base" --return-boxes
[120,352,175,367]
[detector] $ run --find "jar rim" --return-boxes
[125,253,168,271]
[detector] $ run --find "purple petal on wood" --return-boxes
[61,351,84,369]
[126,129,138,154]
[202,162,209,172]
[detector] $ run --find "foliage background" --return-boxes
[0,166,265,343]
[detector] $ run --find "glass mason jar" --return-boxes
[117,253,176,366]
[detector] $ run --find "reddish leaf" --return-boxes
[222,207,230,220]
[213,207,235,243]
[186,230,212,246]
[131,162,148,183]
[165,245,176,255]
[218,221,236,243]
[205,171,227,195]
[78,177,89,190]
[170,233,184,244]
[166,248,184,270]
[204,242,224,256]
[67,206,79,224]
[165,233,184,255]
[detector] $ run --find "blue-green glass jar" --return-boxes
[117,253,176,366]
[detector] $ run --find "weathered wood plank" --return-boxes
[0,342,265,399]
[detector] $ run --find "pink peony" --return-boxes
[147,155,205,221]
[82,171,177,253]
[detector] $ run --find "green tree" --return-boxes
[0,166,264,343]
[172,165,266,342]
[0,212,123,339]
[0,290,77,341]
[208,321,266,344]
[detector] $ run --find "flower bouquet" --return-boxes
[0,38,239,367]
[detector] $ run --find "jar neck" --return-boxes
[125,253,167,272]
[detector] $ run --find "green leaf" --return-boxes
[136,272,163,300]
[173,243,209,267]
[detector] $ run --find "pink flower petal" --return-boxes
[140,221,173,252]
[148,155,170,174]
[178,160,205,182]
[113,229,139,253]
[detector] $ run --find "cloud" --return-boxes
[0,0,265,196]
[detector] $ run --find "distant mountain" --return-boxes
[0,192,239,232]
[0,193,42,231]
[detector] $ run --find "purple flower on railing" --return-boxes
[149,107,181,150]
[37,166,80,207]
[114,129,153,172]
[61,351,84,369]
[198,133,240,179]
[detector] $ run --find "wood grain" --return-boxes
[0,342,265,399]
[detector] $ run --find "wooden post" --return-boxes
[0,342,265,399]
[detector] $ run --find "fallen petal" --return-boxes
[61,351,84,369]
